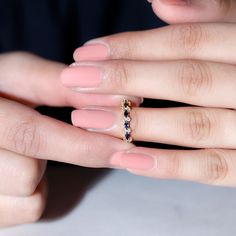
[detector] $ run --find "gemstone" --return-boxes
[124,116,131,122]
[124,110,129,117]
[124,100,129,106]
[124,106,131,112]
[125,132,130,140]
[124,121,129,129]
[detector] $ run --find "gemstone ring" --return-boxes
[121,99,133,143]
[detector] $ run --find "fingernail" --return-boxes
[73,43,110,61]
[111,152,155,171]
[159,0,190,5]
[61,66,102,88]
[72,108,116,131]
[147,0,153,3]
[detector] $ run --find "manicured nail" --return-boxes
[72,108,116,131]
[147,0,153,3]
[159,0,190,5]
[61,66,102,88]
[111,152,155,171]
[73,43,110,61]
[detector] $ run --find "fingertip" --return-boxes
[151,0,196,24]
[150,0,235,24]
[73,43,110,62]
[71,110,79,126]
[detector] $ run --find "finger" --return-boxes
[0,179,47,228]
[110,147,236,187]
[0,52,141,108]
[149,0,236,24]
[64,92,141,109]
[0,98,133,167]
[72,106,236,149]
[61,60,236,109]
[73,23,236,64]
[0,148,46,197]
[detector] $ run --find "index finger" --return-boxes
[0,98,132,167]
[74,23,236,64]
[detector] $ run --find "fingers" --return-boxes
[61,60,236,109]
[0,148,46,197]
[0,98,133,167]
[0,52,140,109]
[149,0,236,24]
[0,179,47,228]
[110,147,236,187]
[72,106,236,149]
[73,23,236,64]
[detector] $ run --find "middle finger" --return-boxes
[72,106,236,149]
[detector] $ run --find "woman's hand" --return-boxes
[61,0,236,187]
[0,52,134,227]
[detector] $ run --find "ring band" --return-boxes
[122,99,133,143]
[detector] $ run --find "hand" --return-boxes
[0,52,134,227]
[61,0,236,187]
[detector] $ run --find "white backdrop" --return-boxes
[1,165,236,236]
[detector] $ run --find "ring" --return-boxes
[121,99,133,143]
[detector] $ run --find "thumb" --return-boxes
[147,0,236,24]
[0,52,137,109]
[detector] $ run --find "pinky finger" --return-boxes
[110,147,235,187]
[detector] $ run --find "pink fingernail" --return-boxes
[159,0,190,5]
[73,43,110,61]
[111,152,155,171]
[61,66,102,88]
[72,108,116,131]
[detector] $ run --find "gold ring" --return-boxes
[121,99,132,143]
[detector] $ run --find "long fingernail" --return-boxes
[73,43,110,61]
[111,152,155,171]
[61,65,103,89]
[159,0,190,5]
[72,108,117,131]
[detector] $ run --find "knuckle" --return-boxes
[106,32,137,59]
[170,24,208,56]
[203,149,229,185]
[185,109,212,143]
[107,61,129,91]
[162,153,182,179]
[26,193,46,223]
[7,117,41,157]
[179,60,212,97]
[19,160,45,196]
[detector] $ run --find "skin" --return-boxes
[65,0,236,187]
[0,52,134,228]
[3,0,236,228]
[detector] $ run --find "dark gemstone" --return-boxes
[124,110,129,117]
[124,101,129,107]
[124,121,129,129]
[125,132,130,140]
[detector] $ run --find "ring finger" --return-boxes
[72,106,236,149]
